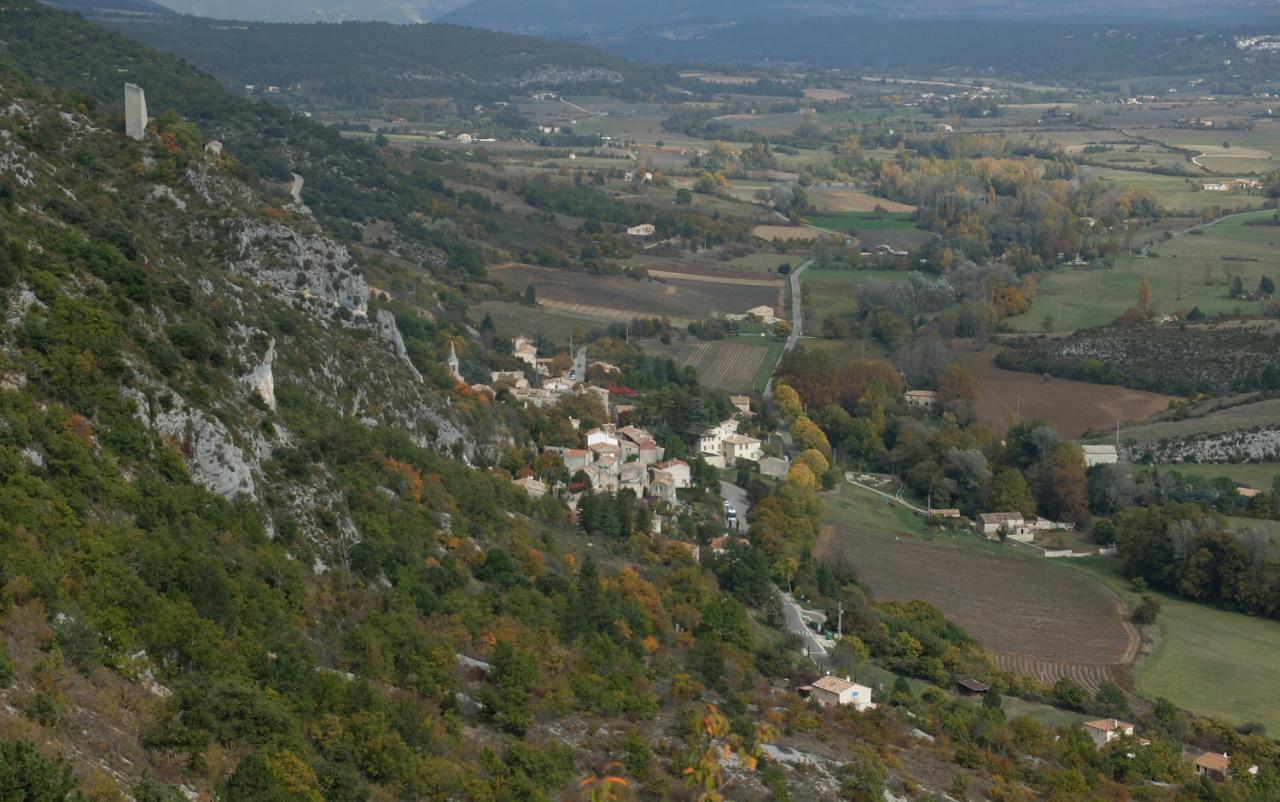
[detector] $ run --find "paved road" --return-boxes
[719,480,750,533]
[780,591,831,666]
[763,258,812,402]
[784,258,812,354]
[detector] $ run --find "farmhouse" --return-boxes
[974,512,1033,541]
[1082,444,1119,467]
[874,244,909,257]
[904,390,939,411]
[626,223,656,237]
[513,476,548,498]
[1081,719,1136,748]
[801,675,876,711]
[1237,486,1262,499]
[456,133,474,144]
[1193,752,1230,782]
[730,394,753,417]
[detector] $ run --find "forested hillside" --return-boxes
[101,16,672,107]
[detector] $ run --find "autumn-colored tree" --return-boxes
[774,383,803,420]
[771,556,799,593]
[682,704,775,802]
[936,365,978,406]
[783,462,817,492]
[790,415,831,456]
[1137,275,1151,314]
[796,448,829,476]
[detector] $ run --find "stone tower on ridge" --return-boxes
[124,83,148,141]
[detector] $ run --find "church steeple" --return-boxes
[446,339,463,382]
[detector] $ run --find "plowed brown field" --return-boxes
[954,344,1171,437]
[817,524,1145,707]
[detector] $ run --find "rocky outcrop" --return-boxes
[1127,427,1280,464]
[231,223,369,316]
[242,337,278,411]
[376,309,423,382]
[124,387,262,501]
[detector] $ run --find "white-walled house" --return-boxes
[586,426,619,449]
[1082,719,1136,748]
[653,460,691,489]
[698,419,740,456]
[974,512,1033,541]
[721,434,763,464]
[802,675,876,711]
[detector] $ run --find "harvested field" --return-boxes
[808,188,916,214]
[643,265,783,288]
[803,88,851,101]
[490,263,778,325]
[642,338,780,394]
[953,345,1171,437]
[817,522,1142,703]
[753,224,821,242]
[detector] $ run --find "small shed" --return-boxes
[956,677,989,698]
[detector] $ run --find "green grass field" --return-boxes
[1143,463,1279,489]
[1010,210,1280,333]
[802,267,917,326]
[821,481,930,538]
[1079,166,1269,214]
[805,212,917,233]
[821,483,1280,732]
[748,337,787,395]
[1066,557,1280,733]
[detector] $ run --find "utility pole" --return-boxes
[837,601,844,640]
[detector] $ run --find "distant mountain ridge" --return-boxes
[147,0,470,22]
[439,0,1280,35]
[41,0,175,16]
